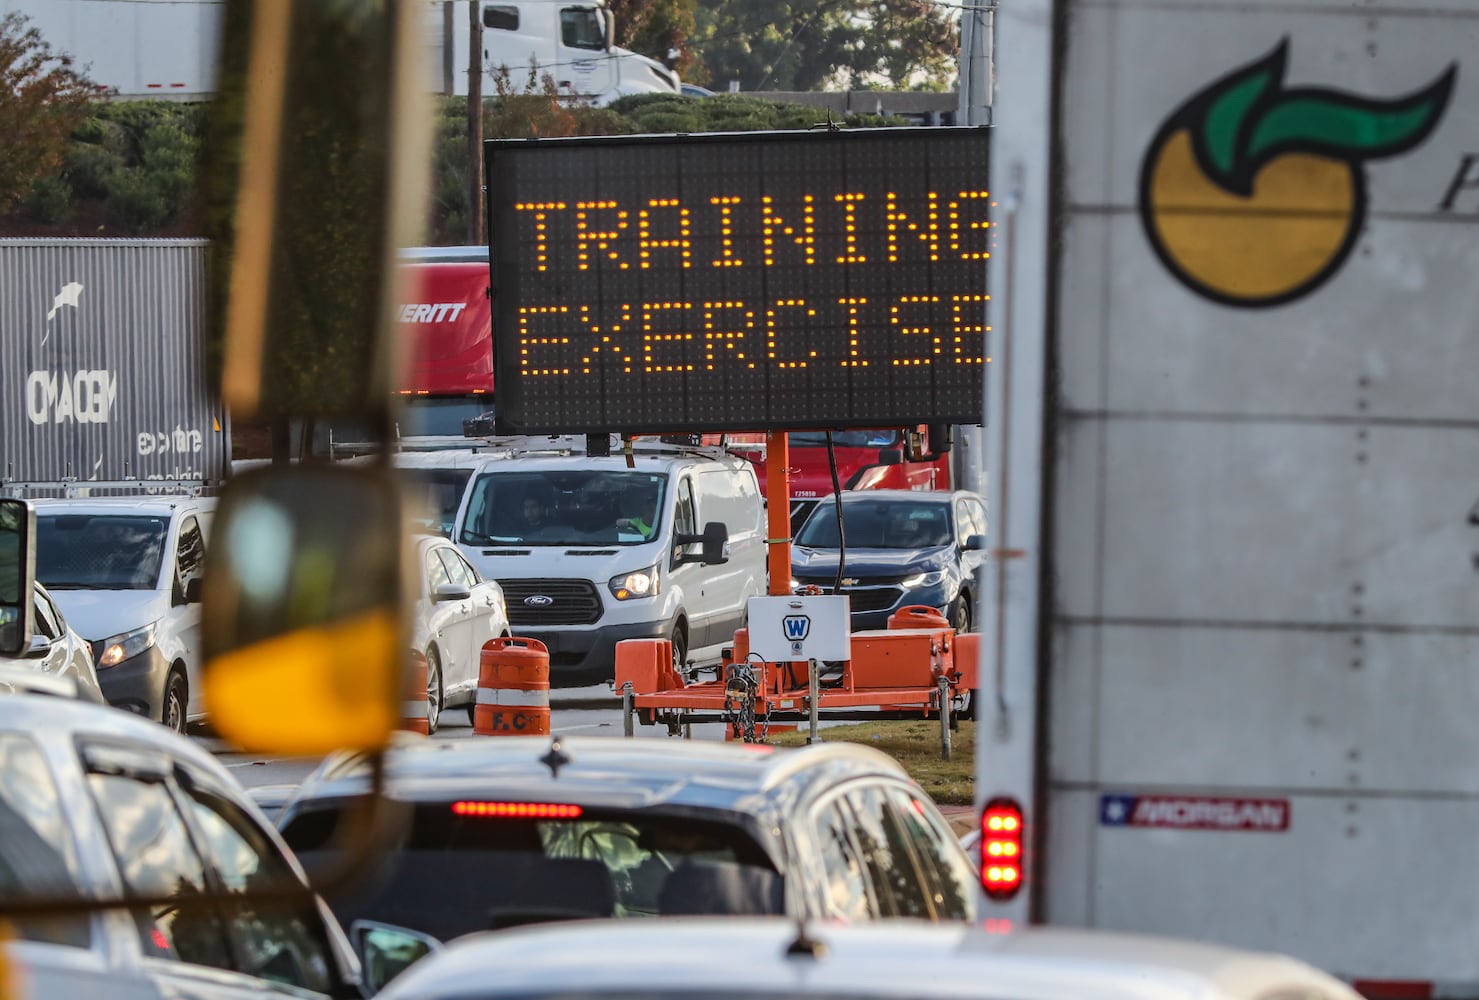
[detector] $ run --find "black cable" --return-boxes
[827,431,845,597]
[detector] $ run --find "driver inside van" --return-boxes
[616,493,655,539]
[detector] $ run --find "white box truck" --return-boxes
[2,0,678,102]
[978,1,1479,996]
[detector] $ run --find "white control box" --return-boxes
[746,595,852,662]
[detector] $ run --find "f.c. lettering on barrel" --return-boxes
[475,637,551,736]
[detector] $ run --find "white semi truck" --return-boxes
[979,0,1479,996]
[2,0,678,102]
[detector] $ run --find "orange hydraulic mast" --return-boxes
[766,431,791,596]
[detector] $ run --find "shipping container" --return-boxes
[0,239,228,492]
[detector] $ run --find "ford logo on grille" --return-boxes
[524,595,555,607]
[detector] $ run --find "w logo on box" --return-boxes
[783,616,811,641]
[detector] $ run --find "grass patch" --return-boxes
[766,719,974,805]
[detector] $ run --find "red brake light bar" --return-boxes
[451,801,584,818]
[980,798,1024,899]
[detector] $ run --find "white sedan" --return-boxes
[410,534,510,733]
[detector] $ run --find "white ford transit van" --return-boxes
[452,446,766,685]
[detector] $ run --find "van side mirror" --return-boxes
[676,522,729,566]
[202,465,405,754]
[24,635,51,660]
[0,500,35,657]
[181,577,205,606]
[965,533,987,552]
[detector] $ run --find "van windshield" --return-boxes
[35,515,168,590]
[459,471,666,547]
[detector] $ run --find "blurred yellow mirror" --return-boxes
[202,466,405,754]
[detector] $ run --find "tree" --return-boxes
[0,13,97,213]
[691,0,956,92]
[606,0,699,79]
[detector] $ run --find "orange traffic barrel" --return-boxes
[403,648,430,736]
[888,605,950,630]
[475,637,551,736]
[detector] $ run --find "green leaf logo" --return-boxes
[1139,40,1457,307]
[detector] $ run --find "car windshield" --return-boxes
[35,514,168,590]
[789,430,900,449]
[796,500,952,549]
[459,470,666,547]
[398,468,474,537]
[281,803,783,942]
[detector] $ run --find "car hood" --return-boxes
[791,545,953,577]
[44,589,168,642]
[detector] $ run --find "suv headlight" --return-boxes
[900,571,945,589]
[96,622,158,668]
[609,565,660,600]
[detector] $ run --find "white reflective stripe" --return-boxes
[401,701,427,717]
[476,687,549,708]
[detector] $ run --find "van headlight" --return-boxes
[610,565,660,600]
[96,622,158,668]
[900,571,945,589]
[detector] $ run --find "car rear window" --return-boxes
[280,803,784,942]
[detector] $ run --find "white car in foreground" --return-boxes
[377,918,1363,1000]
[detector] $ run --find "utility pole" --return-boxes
[467,0,484,244]
[957,0,995,126]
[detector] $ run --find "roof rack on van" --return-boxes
[0,478,216,500]
[458,426,737,464]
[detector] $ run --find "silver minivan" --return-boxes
[452,444,766,685]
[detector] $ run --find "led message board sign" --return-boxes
[485,127,990,435]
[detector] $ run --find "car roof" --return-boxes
[468,452,749,475]
[380,919,1361,1000]
[818,490,977,505]
[30,496,216,515]
[281,736,909,818]
[0,692,237,785]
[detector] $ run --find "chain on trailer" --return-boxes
[722,657,771,743]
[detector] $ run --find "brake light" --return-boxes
[451,801,583,818]
[980,798,1024,899]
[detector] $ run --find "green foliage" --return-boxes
[610,92,904,133]
[0,12,98,214]
[607,0,698,79]
[5,87,908,243]
[19,175,73,226]
[691,0,957,92]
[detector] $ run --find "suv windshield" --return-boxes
[35,514,168,590]
[459,470,666,547]
[281,804,783,942]
[796,500,952,549]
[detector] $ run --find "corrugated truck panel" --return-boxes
[0,239,227,487]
